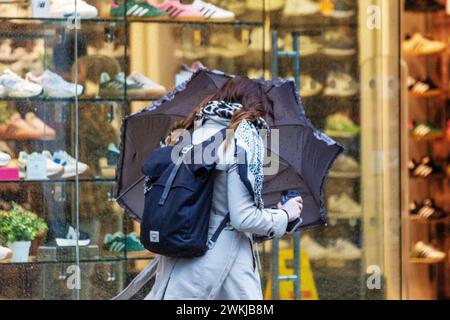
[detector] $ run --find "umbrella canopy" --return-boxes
[116,69,343,230]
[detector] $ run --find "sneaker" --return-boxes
[249,27,284,53]
[323,0,355,18]
[24,112,56,140]
[207,33,248,58]
[300,74,323,97]
[149,0,204,20]
[412,241,446,261]
[0,245,12,261]
[99,72,144,98]
[46,220,90,247]
[0,151,11,167]
[104,232,146,253]
[26,70,83,98]
[409,156,441,178]
[403,33,446,56]
[323,71,358,97]
[325,113,360,138]
[127,71,167,99]
[323,30,356,56]
[301,235,327,260]
[50,0,98,19]
[191,0,235,21]
[328,193,361,215]
[283,34,322,56]
[110,0,167,18]
[43,150,89,178]
[107,143,120,166]
[0,113,46,140]
[283,0,319,17]
[18,151,64,179]
[408,77,441,97]
[410,198,447,219]
[405,0,445,12]
[327,238,361,260]
[331,154,360,174]
[410,122,443,139]
[0,69,43,98]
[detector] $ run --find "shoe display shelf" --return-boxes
[403,6,450,299]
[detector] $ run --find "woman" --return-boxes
[147,76,303,300]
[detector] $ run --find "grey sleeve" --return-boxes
[226,162,288,238]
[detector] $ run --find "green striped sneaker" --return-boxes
[110,0,167,18]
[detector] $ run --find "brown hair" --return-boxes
[166,76,273,144]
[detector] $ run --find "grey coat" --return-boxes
[114,116,288,300]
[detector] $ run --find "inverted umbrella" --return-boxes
[116,69,343,230]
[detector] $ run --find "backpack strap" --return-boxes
[207,212,230,249]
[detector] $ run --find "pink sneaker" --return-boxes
[149,0,204,20]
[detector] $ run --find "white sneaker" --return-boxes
[191,0,235,20]
[50,0,98,19]
[301,235,327,260]
[0,151,11,167]
[283,34,322,56]
[328,193,361,215]
[327,238,361,260]
[0,69,43,98]
[0,245,13,261]
[300,74,323,97]
[403,33,446,56]
[283,0,319,16]
[26,70,83,98]
[127,72,167,99]
[18,151,64,179]
[412,241,446,260]
[45,150,89,178]
[246,0,285,11]
[249,27,284,53]
[324,71,358,97]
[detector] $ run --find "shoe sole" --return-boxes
[55,238,90,247]
[403,47,446,56]
[0,158,11,166]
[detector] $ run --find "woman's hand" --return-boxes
[277,196,303,222]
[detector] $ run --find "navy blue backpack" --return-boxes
[140,128,230,258]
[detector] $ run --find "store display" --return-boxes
[100,72,146,98]
[299,74,323,97]
[45,220,90,247]
[408,76,441,97]
[323,71,358,97]
[104,232,146,253]
[191,0,236,21]
[328,193,361,216]
[50,0,98,19]
[246,0,285,11]
[323,30,356,56]
[26,70,83,98]
[0,69,43,98]
[18,151,64,179]
[410,199,447,219]
[43,150,89,178]
[405,0,445,12]
[330,154,360,174]
[150,0,204,20]
[110,0,167,18]
[87,43,125,58]
[403,33,446,56]
[411,241,446,261]
[324,113,360,138]
[24,112,56,140]
[410,122,443,139]
[0,245,13,262]
[282,0,319,17]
